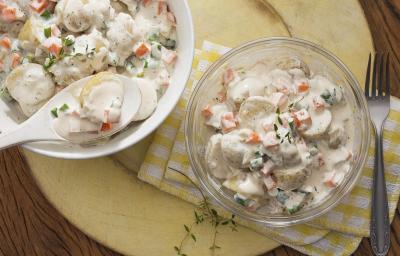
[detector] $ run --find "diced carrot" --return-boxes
[270,92,288,107]
[167,12,176,25]
[0,1,6,11]
[313,97,325,110]
[246,132,261,144]
[1,7,17,22]
[221,112,237,133]
[261,160,275,176]
[143,0,152,7]
[201,105,213,119]
[263,175,276,190]
[216,89,226,103]
[0,37,11,49]
[293,109,312,127]
[30,0,49,13]
[324,179,335,188]
[262,131,279,149]
[51,25,61,37]
[100,122,112,132]
[161,49,177,64]
[317,153,325,166]
[48,43,62,57]
[135,43,150,58]
[103,110,110,123]
[297,82,310,93]
[157,0,167,15]
[11,53,21,69]
[223,68,234,86]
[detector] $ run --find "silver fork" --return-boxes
[365,53,391,256]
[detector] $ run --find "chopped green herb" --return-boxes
[59,103,69,112]
[276,107,280,114]
[62,37,74,47]
[274,124,278,131]
[250,157,263,171]
[144,60,148,68]
[162,39,176,50]
[148,33,159,42]
[51,108,58,118]
[288,206,300,214]
[0,87,13,102]
[44,27,51,38]
[40,10,51,19]
[234,194,249,207]
[288,120,294,130]
[277,116,283,125]
[157,44,162,51]
[43,55,56,70]
[137,73,144,78]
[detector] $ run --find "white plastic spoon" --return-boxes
[0,74,141,150]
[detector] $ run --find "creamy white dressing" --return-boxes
[203,62,355,214]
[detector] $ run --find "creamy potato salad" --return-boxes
[202,61,354,214]
[0,0,177,127]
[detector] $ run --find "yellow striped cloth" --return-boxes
[138,41,400,255]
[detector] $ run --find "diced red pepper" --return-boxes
[245,132,261,144]
[0,37,11,49]
[223,68,234,86]
[30,0,49,13]
[297,82,310,93]
[1,7,17,22]
[100,122,112,132]
[143,0,152,7]
[135,43,150,58]
[157,0,167,15]
[201,105,213,119]
[11,53,21,69]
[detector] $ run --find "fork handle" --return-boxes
[370,127,390,256]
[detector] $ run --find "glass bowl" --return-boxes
[184,37,371,227]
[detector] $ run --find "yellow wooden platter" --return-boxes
[23,1,373,255]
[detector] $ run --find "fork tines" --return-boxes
[365,52,390,99]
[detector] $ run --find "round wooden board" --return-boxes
[23,1,373,255]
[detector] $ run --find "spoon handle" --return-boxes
[0,115,61,150]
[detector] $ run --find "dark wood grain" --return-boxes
[0,0,399,256]
[0,148,120,256]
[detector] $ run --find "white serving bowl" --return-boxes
[0,0,194,159]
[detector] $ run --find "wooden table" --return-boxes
[0,1,399,255]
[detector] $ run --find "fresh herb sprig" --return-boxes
[170,168,237,256]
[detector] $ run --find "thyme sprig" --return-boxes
[170,168,237,256]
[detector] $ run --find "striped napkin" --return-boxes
[138,41,400,255]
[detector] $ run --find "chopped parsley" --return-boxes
[137,72,144,78]
[40,10,51,19]
[51,108,58,118]
[277,115,283,125]
[62,37,74,47]
[59,103,69,112]
[43,55,56,70]
[144,59,149,68]
[0,87,12,102]
[157,44,162,51]
[148,33,159,42]
[44,27,51,38]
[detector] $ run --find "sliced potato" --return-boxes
[132,78,158,121]
[301,108,332,139]
[18,17,44,46]
[79,72,118,106]
[274,167,310,190]
[205,134,233,179]
[220,129,257,169]
[238,96,275,128]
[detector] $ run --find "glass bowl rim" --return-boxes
[184,36,371,227]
